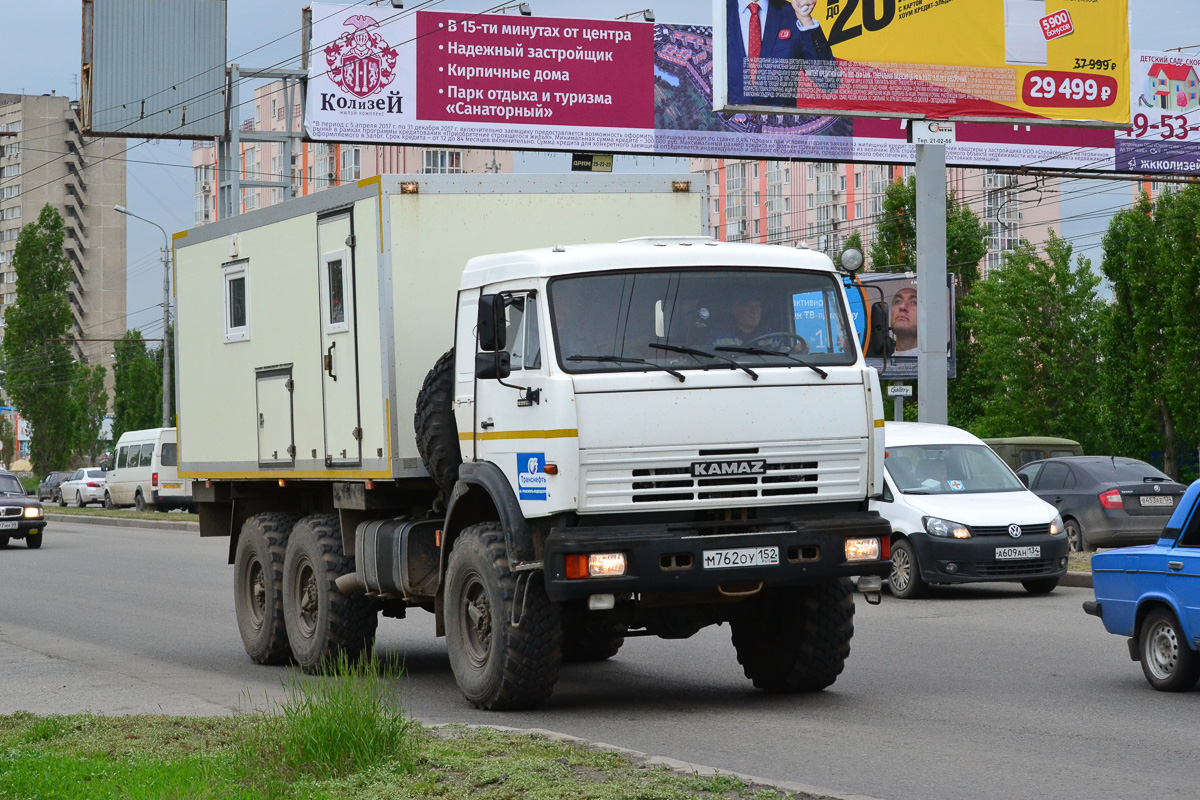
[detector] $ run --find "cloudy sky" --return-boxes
[2,1,1196,332]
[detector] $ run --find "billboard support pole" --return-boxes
[916,143,949,425]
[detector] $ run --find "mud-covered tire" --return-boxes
[561,613,626,663]
[282,514,378,672]
[134,491,146,513]
[445,522,562,709]
[730,578,855,693]
[414,348,462,494]
[234,513,298,665]
[104,492,116,510]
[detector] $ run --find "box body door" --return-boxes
[317,214,362,467]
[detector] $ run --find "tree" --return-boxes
[1100,188,1200,480]
[112,330,161,444]
[838,231,863,265]
[0,205,78,474]
[965,231,1104,450]
[69,363,108,464]
[0,414,15,469]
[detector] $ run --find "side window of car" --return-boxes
[1016,465,1039,488]
[1177,507,1200,547]
[1063,468,1076,490]
[140,444,155,467]
[72,469,83,481]
[117,447,128,469]
[1036,462,1069,490]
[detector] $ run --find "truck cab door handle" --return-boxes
[481,418,495,429]
[1169,561,1185,570]
[324,342,337,381]
[1054,496,1063,503]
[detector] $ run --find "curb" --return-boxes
[44,513,199,533]
[431,724,884,800]
[1061,570,1092,589]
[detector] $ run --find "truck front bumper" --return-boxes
[543,512,892,603]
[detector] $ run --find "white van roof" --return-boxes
[883,421,986,448]
[116,427,176,441]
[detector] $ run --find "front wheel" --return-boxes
[282,514,378,672]
[1139,608,1200,692]
[445,522,562,709]
[730,578,855,692]
[234,513,298,665]
[889,539,925,599]
[1022,577,1059,595]
[56,491,65,507]
[104,492,116,510]
[25,532,42,549]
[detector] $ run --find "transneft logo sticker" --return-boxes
[518,453,548,500]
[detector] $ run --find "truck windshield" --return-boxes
[887,445,1025,495]
[549,268,856,374]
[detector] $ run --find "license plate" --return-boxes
[996,546,1041,560]
[162,483,181,489]
[0,521,17,530]
[702,546,779,569]
[1140,495,1174,507]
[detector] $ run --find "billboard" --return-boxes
[306,6,1145,173]
[844,273,956,381]
[1115,50,1200,174]
[82,0,228,138]
[712,0,1130,126]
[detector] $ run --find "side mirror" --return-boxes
[1018,474,1030,488]
[475,350,511,381]
[477,294,507,352]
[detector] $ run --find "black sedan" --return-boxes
[0,472,46,549]
[1017,457,1186,552]
[36,471,71,503]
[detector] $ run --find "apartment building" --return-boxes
[0,94,126,367]
[192,81,514,224]
[692,158,1063,278]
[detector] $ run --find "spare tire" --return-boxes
[415,348,462,494]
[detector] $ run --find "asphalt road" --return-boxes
[2,519,1197,800]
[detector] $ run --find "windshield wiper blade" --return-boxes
[649,343,758,381]
[714,345,828,379]
[569,354,686,382]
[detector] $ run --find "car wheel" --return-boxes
[1021,577,1059,594]
[234,513,299,665]
[0,535,8,548]
[75,491,84,508]
[25,532,42,550]
[104,492,115,510]
[56,491,65,507]
[889,539,926,599]
[134,492,146,513]
[1139,608,1200,692]
[1065,522,1084,554]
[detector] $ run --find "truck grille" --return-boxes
[580,440,867,512]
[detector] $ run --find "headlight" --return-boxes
[24,507,42,519]
[924,516,971,538]
[1050,515,1064,536]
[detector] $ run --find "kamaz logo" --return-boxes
[691,459,767,477]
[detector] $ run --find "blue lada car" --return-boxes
[1085,479,1200,691]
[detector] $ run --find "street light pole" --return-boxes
[114,205,171,428]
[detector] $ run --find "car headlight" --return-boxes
[24,507,42,519]
[923,516,971,539]
[1050,515,1064,536]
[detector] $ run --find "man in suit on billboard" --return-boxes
[727,0,841,107]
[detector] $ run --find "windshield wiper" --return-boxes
[648,343,758,381]
[568,354,686,382]
[714,345,828,380]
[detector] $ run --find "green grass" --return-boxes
[0,655,788,800]
[1068,552,1093,572]
[43,505,198,522]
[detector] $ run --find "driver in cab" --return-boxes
[711,290,809,354]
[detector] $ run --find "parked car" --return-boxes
[1016,456,1187,552]
[874,422,1069,598]
[36,471,72,503]
[57,468,107,508]
[1085,480,1200,691]
[0,471,46,549]
[983,436,1083,471]
[104,427,193,512]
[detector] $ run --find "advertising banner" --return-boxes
[713,0,1130,126]
[1115,50,1200,175]
[844,273,956,380]
[306,5,1142,173]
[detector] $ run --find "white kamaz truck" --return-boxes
[174,174,891,709]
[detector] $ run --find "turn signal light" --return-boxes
[1099,489,1123,510]
[565,554,589,580]
[845,538,882,562]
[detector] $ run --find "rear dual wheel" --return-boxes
[234,513,298,665]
